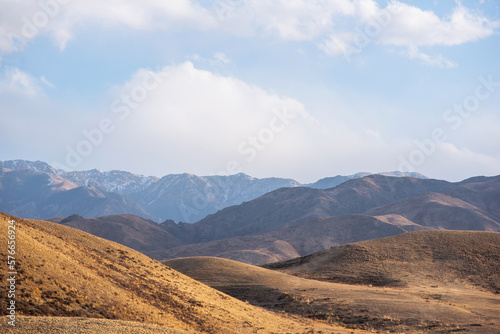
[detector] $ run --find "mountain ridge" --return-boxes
[1,159,429,223]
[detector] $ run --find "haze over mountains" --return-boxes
[0,168,154,221]
[20,162,496,265]
[149,174,500,264]
[2,159,499,266]
[0,159,425,222]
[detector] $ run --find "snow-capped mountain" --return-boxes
[0,166,156,221]
[1,160,427,223]
[127,173,301,223]
[0,159,62,175]
[62,169,159,194]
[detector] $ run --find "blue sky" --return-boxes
[1,0,499,183]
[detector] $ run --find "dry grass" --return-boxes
[0,316,193,334]
[166,242,500,334]
[0,213,349,334]
[266,230,500,293]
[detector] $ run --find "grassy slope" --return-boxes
[265,230,500,293]
[166,231,500,333]
[0,213,342,334]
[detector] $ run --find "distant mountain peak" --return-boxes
[0,159,63,175]
[306,171,428,189]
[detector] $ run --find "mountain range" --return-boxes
[146,174,500,264]
[1,166,500,332]
[40,171,500,265]
[3,159,499,266]
[0,168,155,220]
[0,159,425,222]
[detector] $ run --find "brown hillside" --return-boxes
[166,256,500,333]
[365,192,500,231]
[167,175,455,244]
[265,230,500,293]
[50,214,185,252]
[149,215,409,265]
[448,177,500,221]
[0,212,343,334]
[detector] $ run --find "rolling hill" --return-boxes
[49,214,185,252]
[149,215,410,265]
[166,238,500,334]
[365,192,500,231]
[0,212,345,334]
[448,176,500,221]
[265,230,500,293]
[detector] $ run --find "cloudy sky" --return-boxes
[1,0,499,183]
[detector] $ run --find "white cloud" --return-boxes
[429,142,500,181]
[213,52,230,64]
[68,0,215,30]
[6,61,498,181]
[319,31,359,56]
[228,0,355,40]
[407,46,458,69]
[215,0,498,48]
[380,2,499,47]
[40,76,55,88]
[86,62,312,175]
[0,0,214,53]
[0,67,41,97]
[212,0,357,40]
[188,52,231,66]
[61,62,402,181]
[318,1,499,65]
[0,0,497,69]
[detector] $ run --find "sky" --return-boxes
[0,0,499,183]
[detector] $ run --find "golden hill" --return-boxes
[0,212,346,334]
[166,233,500,333]
[265,230,500,293]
